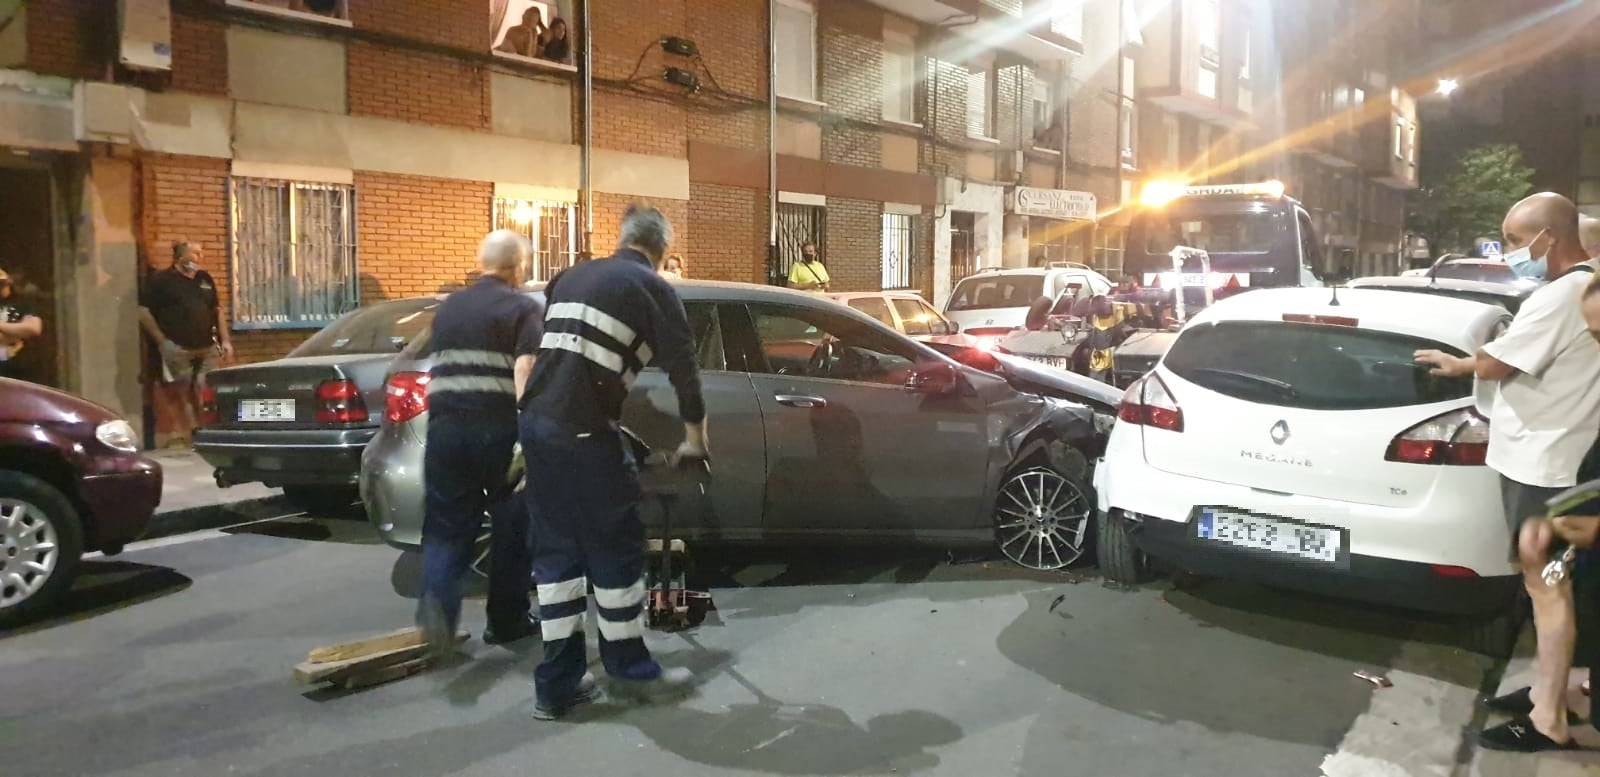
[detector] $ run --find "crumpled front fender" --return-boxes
[997,396,1102,480]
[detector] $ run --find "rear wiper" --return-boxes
[1187,367,1301,399]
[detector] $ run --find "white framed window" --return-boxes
[775,0,818,101]
[1239,22,1251,81]
[1393,116,1405,158]
[1196,0,1220,66]
[493,198,580,283]
[226,0,350,26]
[881,32,916,123]
[491,0,577,69]
[1050,0,1085,43]
[1032,71,1058,147]
[966,63,996,139]
[1120,54,1137,167]
[881,213,915,289]
[229,177,359,330]
[1406,122,1417,165]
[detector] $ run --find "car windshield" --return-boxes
[289,299,439,358]
[1163,321,1473,410]
[1144,209,1288,255]
[947,276,1045,311]
[1431,262,1516,284]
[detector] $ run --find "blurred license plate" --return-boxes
[1026,356,1071,371]
[1196,509,1341,563]
[239,399,295,422]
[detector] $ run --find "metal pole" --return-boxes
[767,0,779,285]
[581,0,594,261]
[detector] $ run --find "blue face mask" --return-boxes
[1504,230,1550,280]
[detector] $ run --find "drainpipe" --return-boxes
[766,0,779,285]
[580,0,594,261]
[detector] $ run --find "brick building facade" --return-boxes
[0,0,1420,445]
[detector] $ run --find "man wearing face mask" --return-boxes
[1415,192,1600,751]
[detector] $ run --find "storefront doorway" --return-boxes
[0,165,60,388]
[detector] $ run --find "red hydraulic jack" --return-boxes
[639,448,713,632]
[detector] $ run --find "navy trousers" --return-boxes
[520,413,660,706]
[420,417,529,633]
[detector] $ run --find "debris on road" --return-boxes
[1352,670,1392,688]
[293,626,467,691]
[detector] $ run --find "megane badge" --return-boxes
[1270,420,1290,446]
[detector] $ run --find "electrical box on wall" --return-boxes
[118,0,173,72]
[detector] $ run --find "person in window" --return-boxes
[787,241,831,292]
[661,253,686,280]
[497,7,548,59]
[542,17,572,63]
[0,268,43,382]
[139,242,234,449]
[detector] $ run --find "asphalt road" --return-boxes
[0,512,1582,777]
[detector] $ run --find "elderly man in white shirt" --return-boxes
[1416,192,1600,752]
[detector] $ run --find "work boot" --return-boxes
[608,666,696,703]
[532,672,599,720]
[483,613,539,646]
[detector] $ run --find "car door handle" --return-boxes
[774,394,827,409]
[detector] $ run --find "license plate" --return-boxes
[1196,508,1342,563]
[239,399,295,422]
[1181,273,1208,286]
[1026,355,1071,371]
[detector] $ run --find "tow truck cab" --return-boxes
[1108,180,1327,386]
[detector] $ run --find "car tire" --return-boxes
[1096,509,1150,585]
[283,485,360,516]
[0,471,85,628]
[1463,592,1528,657]
[993,465,1095,571]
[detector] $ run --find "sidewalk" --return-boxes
[145,449,291,538]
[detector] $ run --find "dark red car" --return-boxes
[0,378,162,626]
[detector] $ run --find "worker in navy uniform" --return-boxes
[416,230,546,654]
[518,204,708,720]
[0,268,43,381]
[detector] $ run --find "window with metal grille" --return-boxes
[881,213,915,289]
[493,198,579,283]
[776,203,825,279]
[229,178,359,330]
[950,211,978,282]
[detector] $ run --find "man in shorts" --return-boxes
[139,241,233,447]
[1416,193,1600,751]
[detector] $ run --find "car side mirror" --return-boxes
[945,320,960,334]
[905,362,960,396]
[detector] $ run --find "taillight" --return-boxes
[1384,407,1488,466]
[1430,564,1480,579]
[964,327,1013,338]
[315,379,369,424]
[1282,313,1359,327]
[198,385,220,426]
[384,371,431,424]
[1116,373,1184,432]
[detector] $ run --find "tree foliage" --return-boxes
[1407,143,1536,256]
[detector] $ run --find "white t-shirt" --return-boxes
[1482,260,1600,487]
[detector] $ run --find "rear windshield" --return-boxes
[289,299,439,358]
[1356,284,1522,315]
[948,276,1045,311]
[1431,262,1515,284]
[1162,321,1472,410]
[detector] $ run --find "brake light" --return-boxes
[384,371,431,424]
[1116,373,1184,432]
[1282,314,1359,327]
[198,385,220,426]
[315,379,369,424]
[1384,407,1488,466]
[1430,564,1480,579]
[963,327,1013,338]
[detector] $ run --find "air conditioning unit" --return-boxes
[118,0,173,72]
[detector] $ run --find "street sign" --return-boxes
[1481,240,1502,258]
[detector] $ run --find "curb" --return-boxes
[144,497,297,542]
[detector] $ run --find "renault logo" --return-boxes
[1270,420,1291,446]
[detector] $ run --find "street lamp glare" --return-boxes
[1436,78,1459,96]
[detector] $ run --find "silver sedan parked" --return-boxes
[361,280,1117,570]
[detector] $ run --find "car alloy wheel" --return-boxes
[0,497,61,609]
[994,467,1092,571]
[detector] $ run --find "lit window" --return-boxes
[491,1,576,67]
[775,0,818,101]
[493,198,580,283]
[230,178,359,329]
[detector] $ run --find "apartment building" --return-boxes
[1124,0,1421,280]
